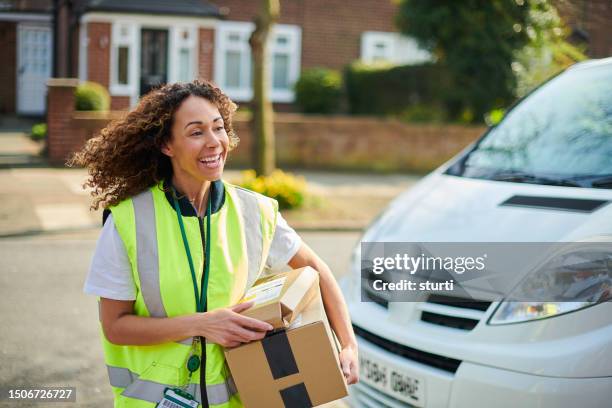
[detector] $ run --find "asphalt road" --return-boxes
[0,229,361,407]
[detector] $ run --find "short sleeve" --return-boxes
[265,212,302,272]
[83,214,137,301]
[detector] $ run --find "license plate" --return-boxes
[359,352,425,406]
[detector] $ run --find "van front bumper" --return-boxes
[351,336,612,408]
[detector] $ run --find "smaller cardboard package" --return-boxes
[239,267,320,329]
[225,268,348,407]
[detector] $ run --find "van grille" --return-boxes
[419,294,492,331]
[353,324,462,374]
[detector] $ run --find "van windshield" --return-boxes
[449,62,612,188]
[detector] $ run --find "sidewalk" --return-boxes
[0,132,420,237]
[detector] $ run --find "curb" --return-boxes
[0,224,100,239]
[292,224,365,233]
[0,223,365,239]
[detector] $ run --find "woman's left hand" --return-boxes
[339,344,359,385]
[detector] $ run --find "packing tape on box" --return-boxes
[262,330,313,408]
[262,330,299,379]
[280,383,312,407]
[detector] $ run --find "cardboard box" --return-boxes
[225,271,348,408]
[239,267,320,330]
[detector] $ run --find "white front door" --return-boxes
[17,24,52,115]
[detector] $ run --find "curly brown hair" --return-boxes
[69,80,239,210]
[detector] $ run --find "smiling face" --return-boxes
[162,95,230,187]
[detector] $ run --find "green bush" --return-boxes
[30,123,47,141]
[75,81,110,111]
[344,61,450,117]
[399,103,447,123]
[236,169,307,210]
[294,68,343,114]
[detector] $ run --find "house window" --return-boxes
[215,23,252,99]
[117,46,129,85]
[111,23,136,95]
[270,31,299,96]
[273,53,289,89]
[178,48,191,82]
[172,27,196,83]
[361,31,432,65]
[215,22,301,102]
[225,50,244,88]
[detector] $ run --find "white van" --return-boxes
[342,58,612,408]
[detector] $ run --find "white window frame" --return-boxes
[110,22,138,97]
[215,21,302,103]
[169,25,198,83]
[215,21,254,101]
[361,31,432,65]
[270,25,301,102]
[78,22,88,81]
[361,31,395,63]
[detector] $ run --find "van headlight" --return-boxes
[489,247,611,325]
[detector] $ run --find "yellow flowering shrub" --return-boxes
[237,170,307,210]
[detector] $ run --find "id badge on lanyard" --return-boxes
[156,337,202,407]
[156,388,199,408]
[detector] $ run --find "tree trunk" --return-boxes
[249,0,279,177]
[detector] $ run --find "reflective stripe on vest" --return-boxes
[233,187,265,290]
[132,191,166,318]
[108,366,237,405]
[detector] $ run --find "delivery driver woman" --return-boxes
[73,80,358,407]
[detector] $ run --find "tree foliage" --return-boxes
[295,68,343,114]
[512,1,586,97]
[395,0,576,122]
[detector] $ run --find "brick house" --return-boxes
[2,0,433,115]
[2,0,610,116]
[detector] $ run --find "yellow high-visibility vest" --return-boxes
[102,180,278,407]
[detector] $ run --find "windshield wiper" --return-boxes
[556,174,612,189]
[489,171,583,187]
[586,176,612,189]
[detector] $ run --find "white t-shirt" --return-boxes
[84,212,302,301]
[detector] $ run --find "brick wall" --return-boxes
[47,78,81,164]
[86,22,111,87]
[110,96,130,110]
[229,115,484,173]
[214,0,303,25]
[554,0,612,58]
[46,78,123,165]
[47,79,483,171]
[300,0,398,70]
[213,0,398,70]
[198,28,215,82]
[0,22,17,113]
[578,0,612,57]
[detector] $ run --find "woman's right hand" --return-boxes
[194,301,273,348]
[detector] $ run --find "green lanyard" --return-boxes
[172,188,213,390]
[173,191,212,314]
